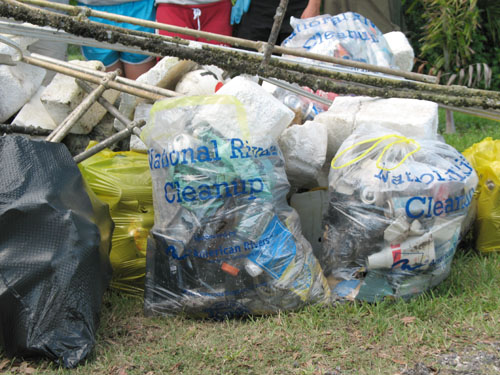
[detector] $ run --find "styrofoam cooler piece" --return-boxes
[114,56,180,132]
[12,85,57,130]
[214,76,294,144]
[0,35,45,122]
[290,189,328,253]
[129,103,153,152]
[314,97,367,162]
[384,31,415,72]
[41,60,120,134]
[354,97,438,138]
[315,96,438,163]
[278,120,327,188]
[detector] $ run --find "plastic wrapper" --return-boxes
[281,13,394,69]
[79,146,154,294]
[320,127,478,302]
[0,136,112,368]
[141,96,330,318]
[463,137,500,253]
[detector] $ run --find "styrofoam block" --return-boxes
[0,35,45,122]
[12,85,57,130]
[214,76,294,144]
[354,97,438,139]
[278,120,327,188]
[314,96,369,162]
[41,60,120,134]
[114,56,180,132]
[315,96,438,164]
[290,190,329,253]
[384,31,415,72]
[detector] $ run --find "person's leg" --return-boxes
[197,0,233,44]
[156,3,197,41]
[105,60,124,74]
[123,58,157,80]
[234,0,278,42]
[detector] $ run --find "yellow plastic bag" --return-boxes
[79,146,154,294]
[463,137,500,253]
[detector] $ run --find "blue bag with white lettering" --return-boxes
[141,96,330,318]
[282,13,394,69]
[320,126,478,302]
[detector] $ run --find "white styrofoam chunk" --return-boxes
[315,96,368,162]
[354,97,438,139]
[384,31,415,72]
[114,56,179,131]
[278,120,328,188]
[315,96,438,165]
[290,190,329,253]
[215,76,294,144]
[0,35,45,122]
[41,60,119,134]
[12,85,56,130]
[0,63,45,123]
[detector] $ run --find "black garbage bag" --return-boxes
[0,136,113,368]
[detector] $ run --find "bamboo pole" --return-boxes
[30,53,180,98]
[260,0,289,69]
[73,120,145,163]
[46,72,116,142]
[22,55,164,101]
[2,0,500,110]
[13,0,438,83]
[3,0,500,104]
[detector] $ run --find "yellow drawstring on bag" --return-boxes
[330,134,421,171]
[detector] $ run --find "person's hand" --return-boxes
[300,0,321,19]
[231,0,251,25]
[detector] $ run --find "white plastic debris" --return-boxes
[175,68,224,96]
[214,76,294,144]
[278,120,327,188]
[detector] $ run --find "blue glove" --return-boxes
[231,0,251,25]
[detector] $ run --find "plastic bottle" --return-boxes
[367,233,435,271]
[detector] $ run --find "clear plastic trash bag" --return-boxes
[141,96,330,318]
[282,12,395,69]
[320,127,478,302]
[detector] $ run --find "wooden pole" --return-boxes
[13,0,438,83]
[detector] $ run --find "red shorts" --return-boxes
[156,1,232,45]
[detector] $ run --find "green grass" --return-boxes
[67,44,84,62]
[439,109,500,152]
[1,111,499,375]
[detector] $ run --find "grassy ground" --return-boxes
[1,111,499,375]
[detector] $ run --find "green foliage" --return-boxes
[403,0,500,89]
[419,0,479,72]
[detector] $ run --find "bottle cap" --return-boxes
[221,262,239,276]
